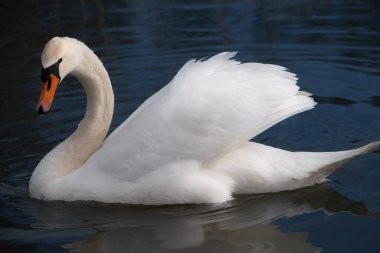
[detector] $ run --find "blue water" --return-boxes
[0,1,379,252]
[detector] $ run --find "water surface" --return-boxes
[1,1,380,252]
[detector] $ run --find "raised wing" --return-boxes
[84,52,315,182]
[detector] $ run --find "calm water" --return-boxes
[1,1,380,252]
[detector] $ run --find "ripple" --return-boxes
[1,0,380,252]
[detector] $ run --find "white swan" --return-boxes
[29,37,379,205]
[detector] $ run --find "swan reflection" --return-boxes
[29,183,371,252]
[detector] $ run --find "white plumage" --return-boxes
[29,37,379,205]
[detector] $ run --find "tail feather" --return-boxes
[295,141,380,188]
[214,141,380,194]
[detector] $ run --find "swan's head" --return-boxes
[37,37,83,114]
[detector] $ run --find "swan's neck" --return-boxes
[32,47,114,186]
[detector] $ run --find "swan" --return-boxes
[30,37,379,205]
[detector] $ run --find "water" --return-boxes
[1,0,380,252]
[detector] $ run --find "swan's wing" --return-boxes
[85,52,316,181]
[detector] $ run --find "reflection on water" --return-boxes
[1,0,380,252]
[2,184,368,253]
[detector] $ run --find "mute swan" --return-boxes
[30,37,379,205]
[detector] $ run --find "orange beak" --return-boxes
[36,74,60,114]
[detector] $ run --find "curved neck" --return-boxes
[65,47,114,172]
[34,47,114,182]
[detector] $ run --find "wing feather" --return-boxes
[83,53,315,181]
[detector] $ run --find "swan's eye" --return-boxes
[41,58,62,82]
